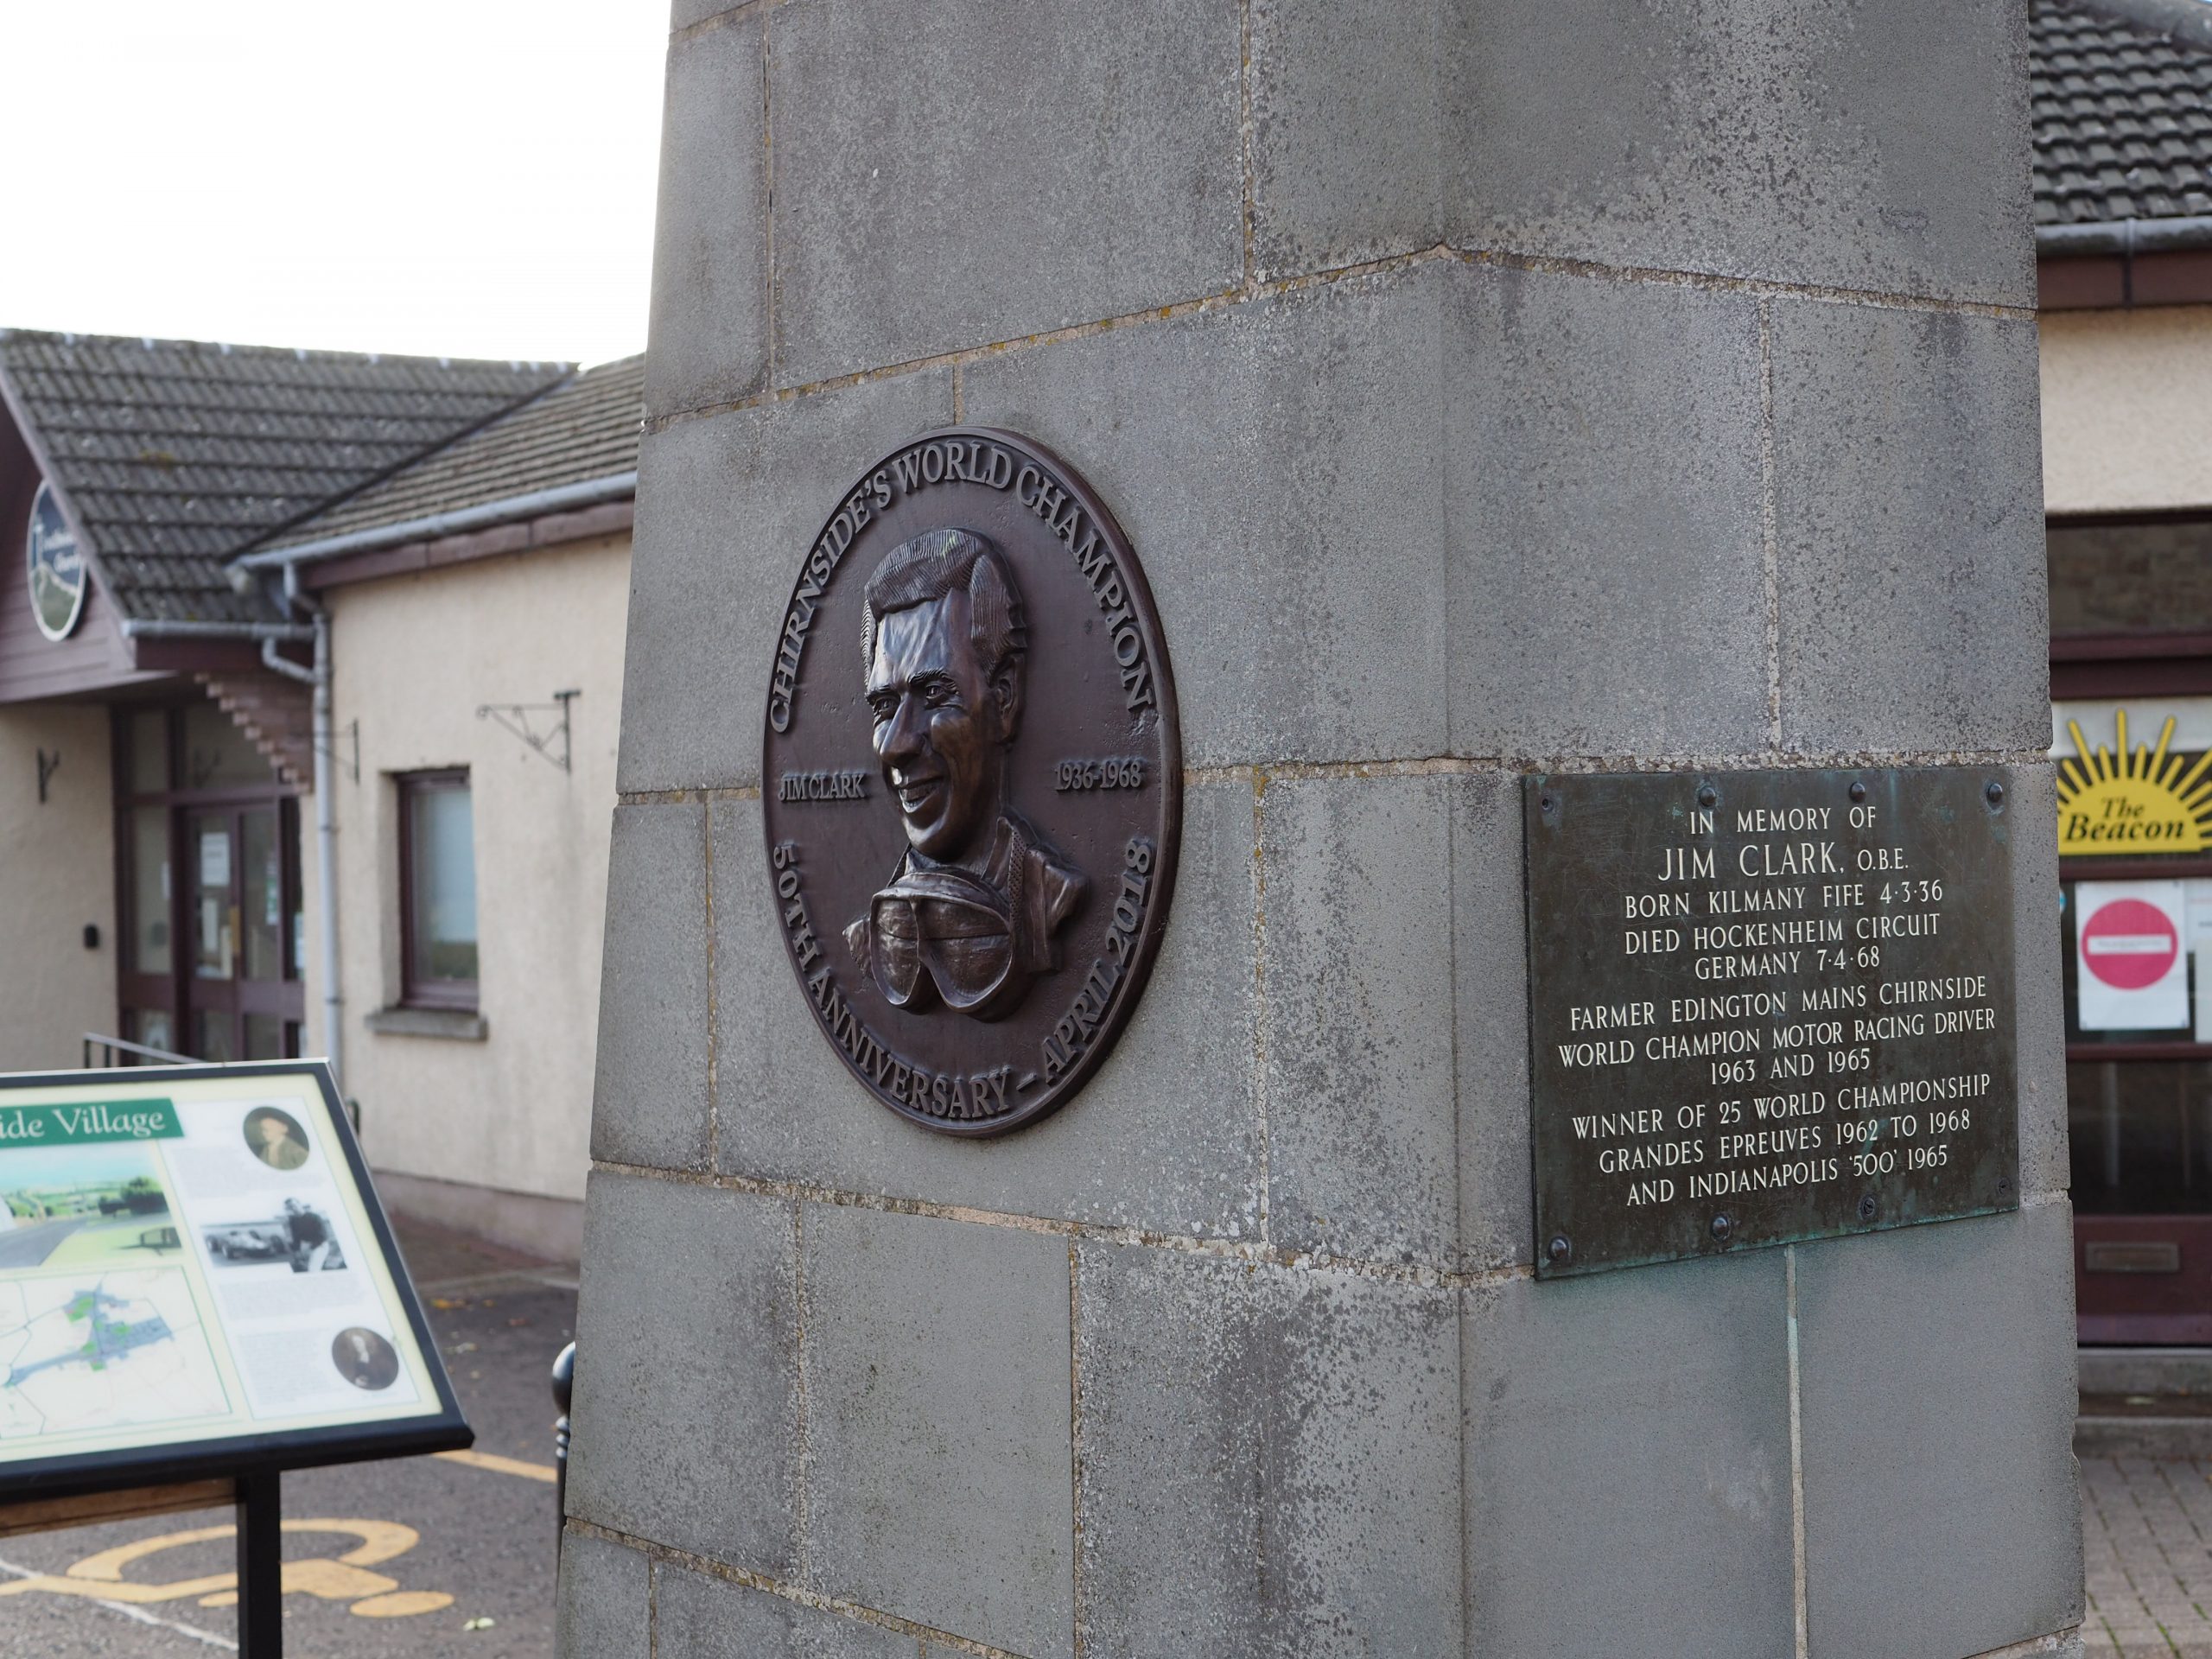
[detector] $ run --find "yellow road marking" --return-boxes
[0,1518,452,1618]
[434,1447,558,1484]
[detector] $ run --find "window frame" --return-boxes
[397,769,479,1011]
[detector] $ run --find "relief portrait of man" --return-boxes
[843,527,1084,1021]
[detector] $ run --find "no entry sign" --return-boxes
[2076,880,2190,1030]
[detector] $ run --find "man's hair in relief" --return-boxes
[860,528,1026,684]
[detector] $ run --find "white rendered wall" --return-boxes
[0,704,116,1071]
[321,533,628,1219]
[2043,305,2212,515]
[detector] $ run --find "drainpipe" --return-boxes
[253,571,343,1090]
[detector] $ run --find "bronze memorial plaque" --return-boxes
[1524,766,2018,1277]
[760,428,1181,1136]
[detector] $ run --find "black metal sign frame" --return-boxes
[0,1060,469,1504]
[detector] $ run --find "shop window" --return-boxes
[399,771,478,1009]
[2050,518,2212,638]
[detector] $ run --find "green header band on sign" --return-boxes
[0,1101,181,1147]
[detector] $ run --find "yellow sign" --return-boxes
[2059,709,2212,855]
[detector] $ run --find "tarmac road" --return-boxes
[0,1217,575,1656]
[0,1217,86,1269]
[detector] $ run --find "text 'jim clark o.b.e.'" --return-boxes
[760,429,1181,1136]
[1524,766,2019,1277]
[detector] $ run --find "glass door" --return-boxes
[115,702,302,1064]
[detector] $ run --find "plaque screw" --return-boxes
[1547,1235,1572,1264]
[1539,791,1557,815]
[1857,1193,1877,1223]
[1709,1213,1732,1243]
[1985,780,2005,808]
[1697,785,1719,809]
[1848,780,1867,804]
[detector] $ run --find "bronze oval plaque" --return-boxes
[760,427,1181,1136]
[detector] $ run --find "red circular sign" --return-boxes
[2082,897,2180,990]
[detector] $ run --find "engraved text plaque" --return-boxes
[1525,766,2018,1277]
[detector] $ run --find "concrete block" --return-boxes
[1463,1251,1796,1656]
[566,1173,798,1571]
[1444,0,2035,306]
[671,0,737,32]
[1074,1245,1460,1658]
[1262,772,1456,1267]
[1796,1204,2084,1658]
[2008,764,2069,1201]
[1247,0,1443,281]
[963,264,1454,768]
[1442,261,1769,759]
[656,1562,917,1658]
[646,16,766,418]
[591,802,709,1170]
[616,370,950,794]
[1770,302,2048,755]
[556,1532,649,1659]
[1453,767,1533,1270]
[767,0,1243,386]
[712,782,1264,1240]
[802,1205,1074,1659]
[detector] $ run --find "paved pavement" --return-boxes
[0,1215,575,1656]
[2084,1456,2212,1656]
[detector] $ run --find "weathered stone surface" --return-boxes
[1262,771,1456,1266]
[556,1532,649,1659]
[1796,1205,2083,1658]
[768,0,1243,386]
[655,1563,917,1659]
[617,370,951,794]
[1248,0,1444,281]
[1463,1251,1796,1656]
[1452,767,1533,1270]
[964,266,1452,768]
[1770,302,2048,756]
[1075,1245,1461,1658]
[646,16,766,418]
[592,802,708,1170]
[566,1174,797,1573]
[713,783,1263,1239]
[802,1205,1074,1659]
[1445,0,2034,306]
[2009,764,2069,1200]
[1443,261,1768,759]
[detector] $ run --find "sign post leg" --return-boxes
[235,1470,283,1656]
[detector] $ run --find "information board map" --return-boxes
[0,1071,446,1469]
[1524,767,2018,1278]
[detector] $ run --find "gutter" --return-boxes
[118,619,314,641]
[2037,217,2212,259]
[228,471,638,575]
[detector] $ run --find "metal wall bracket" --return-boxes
[35,747,58,804]
[477,690,578,772]
[314,719,359,785]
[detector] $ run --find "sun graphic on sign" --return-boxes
[2057,709,2212,855]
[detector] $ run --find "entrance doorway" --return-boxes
[114,700,304,1062]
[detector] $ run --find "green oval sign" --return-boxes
[26,480,85,643]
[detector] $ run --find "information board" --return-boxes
[0,1063,466,1499]
[1524,766,2018,1278]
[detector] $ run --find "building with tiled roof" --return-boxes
[0,332,567,626]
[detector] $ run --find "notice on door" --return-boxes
[1524,766,2019,1278]
[2075,880,2190,1033]
[0,1065,462,1483]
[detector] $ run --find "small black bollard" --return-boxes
[551,1341,575,1551]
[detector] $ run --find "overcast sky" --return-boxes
[0,0,664,368]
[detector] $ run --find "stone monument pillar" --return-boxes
[563,2,2082,1654]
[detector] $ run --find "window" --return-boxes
[399,772,478,1008]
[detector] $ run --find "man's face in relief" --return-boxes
[865,591,1013,862]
